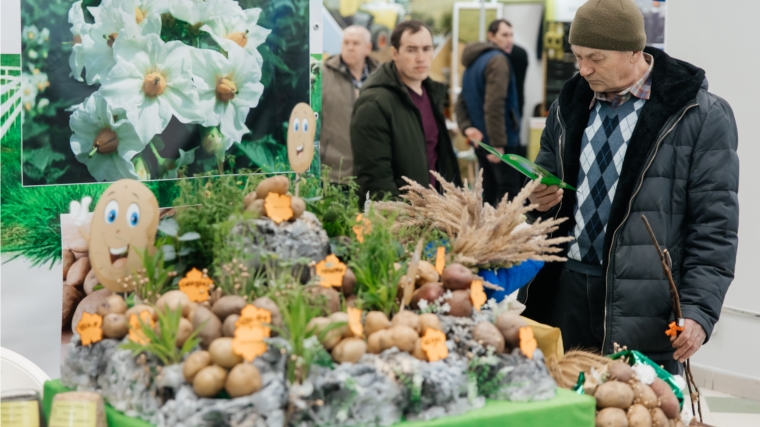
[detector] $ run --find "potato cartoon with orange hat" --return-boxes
[287,102,316,174]
[70,179,159,292]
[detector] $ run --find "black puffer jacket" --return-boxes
[519,47,739,361]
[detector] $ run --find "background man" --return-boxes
[321,26,378,185]
[351,21,461,202]
[520,0,738,374]
[456,19,522,205]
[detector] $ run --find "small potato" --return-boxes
[186,302,198,321]
[367,329,393,354]
[192,365,227,398]
[411,283,445,310]
[632,382,658,409]
[448,289,473,318]
[225,363,262,398]
[290,196,306,219]
[176,317,193,348]
[415,261,439,286]
[223,314,239,337]
[596,407,629,427]
[418,313,442,334]
[649,379,679,420]
[156,290,191,317]
[209,337,243,368]
[441,263,473,290]
[341,268,357,297]
[627,404,652,427]
[192,305,222,349]
[252,297,282,329]
[390,325,419,353]
[332,338,367,363]
[96,294,128,317]
[307,317,343,350]
[649,408,668,427]
[212,295,247,320]
[63,250,75,280]
[102,313,128,339]
[472,321,505,353]
[255,175,290,199]
[391,311,421,334]
[305,286,341,314]
[66,257,91,287]
[609,362,635,383]
[243,192,257,209]
[412,339,428,361]
[495,311,528,347]
[247,199,266,217]
[126,304,157,321]
[595,381,635,410]
[329,312,353,339]
[183,351,212,383]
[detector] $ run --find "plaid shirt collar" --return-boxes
[340,57,370,90]
[590,53,654,109]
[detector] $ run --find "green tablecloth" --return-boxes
[44,380,595,427]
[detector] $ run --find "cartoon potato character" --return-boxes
[287,102,316,173]
[70,180,159,292]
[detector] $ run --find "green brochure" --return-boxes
[475,141,576,191]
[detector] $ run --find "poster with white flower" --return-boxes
[19,0,317,185]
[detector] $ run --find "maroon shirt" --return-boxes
[407,85,439,187]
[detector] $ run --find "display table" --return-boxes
[44,380,595,427]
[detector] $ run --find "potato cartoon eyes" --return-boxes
[127,203,140,228]
[302,118,309,133]
[292,118,310,133]
[105,200,119,224]
[102,200,141,227]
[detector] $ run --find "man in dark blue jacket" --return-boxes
[455,19,522,206]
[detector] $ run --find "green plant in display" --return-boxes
[349,213,407,317]
[120,305,202,366]
[305,166,360,238]
[122,243,178,305]
[467,348,509,398]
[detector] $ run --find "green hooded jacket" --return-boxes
[350,61,462,202]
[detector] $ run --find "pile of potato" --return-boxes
[409,262,487,318]
[593,361,684,427]
[243,176,306,221]
[182,342,262,398]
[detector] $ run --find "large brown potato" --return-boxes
[441,264,473,290]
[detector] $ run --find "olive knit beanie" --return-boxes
[568,0,646,51]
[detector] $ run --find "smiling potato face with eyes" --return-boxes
[287,102,316,173]
[89,180,159,292]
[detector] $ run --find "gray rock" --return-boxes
[494,349,556,402]
[60,336,120,390]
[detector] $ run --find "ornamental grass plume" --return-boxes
[375,170,572,268]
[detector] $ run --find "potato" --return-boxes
[186,302,198,321]
[156,290,191,317]
[332,338,367,363]
[609,362,635,383]
[246,199,265,217]
[183,351,212,383]
[243,192,257,209]
[126,304,157,321]
[192,305,222,349]
[96,294,128,317]
[255,175,290,199]
[329,312,353,339]
[472,321,505,353]
[84,269,99,295]
[225,363,262,398]
[649,379,679,420]
[63,250,75,280]
[418,313,442,334]
[649,408,668,427]
[415,261,439,286]
[412,339,428,361]
[627,404,652,427]
[67,257,91,287]
[176,318,193,347]
[252,296,282,329]
[290,196,306,219]
[495,311,528,346]
[632,382,658,409]
[346,295,358,308]
[411,283,445,310]
[341,268,357,297]
[192,365,227,398]
[673,420,685,427]
[595,381,635,410]
[391,311,421,334]
[441,263,473,290]
[367,330,386,354]
[389,325,418,352]
[306,286,341,314]
[102,313,128,339]
[212,295,247,320]
[223,314,239,337]
[448,289,473,318]
[307,317,343,350]
[209,337,243,368]
[596,407,629,427]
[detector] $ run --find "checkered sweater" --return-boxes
[568,97,646,264]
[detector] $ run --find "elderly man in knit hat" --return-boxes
[520,0,738,374]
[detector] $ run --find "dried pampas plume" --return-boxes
[375,170,572,268]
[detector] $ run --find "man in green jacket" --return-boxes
[350,21,462,202]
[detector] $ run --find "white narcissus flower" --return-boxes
[69,93,144,182]
[191,45,264,148]
[202,8,271,66]
[22,25,39,44]
[116,0,167,38]
[68,1,91,82]
[100,34,202,144]
[32,72,49,93]
[39,28,50,44]
[169,0,240,28]
[21,73,38,111]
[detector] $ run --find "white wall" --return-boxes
[0,0,21,54]
[667,0,760,380]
